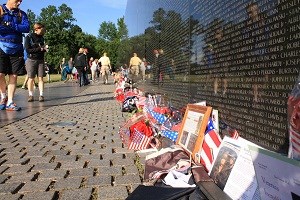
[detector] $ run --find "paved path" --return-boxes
[0,79,144,200]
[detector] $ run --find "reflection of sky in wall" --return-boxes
[125,0,278,37]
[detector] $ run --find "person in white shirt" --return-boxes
[91,59,98,82]
[99,52,111,84]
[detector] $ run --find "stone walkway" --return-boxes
[0,80,144,200]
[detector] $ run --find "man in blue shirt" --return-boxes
[0,0,30,111]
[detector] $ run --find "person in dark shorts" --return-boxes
[25,22,48,102]
[0,0,30,111]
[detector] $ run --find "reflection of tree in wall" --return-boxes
[146,8,190,77]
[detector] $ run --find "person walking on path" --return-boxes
[0,0,30,111]
[25,22,48,102]
[91,58,98,82]
[74,48,88,87]
[140,58,147,81]
[99,52,111,84]
[64,57,74,82]
[129,52,141,82]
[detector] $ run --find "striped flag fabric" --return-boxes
[289,127,300,160]
[136,96,147,109]
[231,129,239,140]
[199,118,222,172]
[128,128,151,150]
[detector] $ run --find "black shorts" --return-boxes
[0,48,24,75]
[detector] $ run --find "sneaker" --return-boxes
[6,102,21,111]
[28,96,34,102]
[21,85,26,89]
[0,97,8,110]
[39,96,44,102]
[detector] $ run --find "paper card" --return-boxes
[249,145,300,200]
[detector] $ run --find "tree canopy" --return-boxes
[26,4,128,72]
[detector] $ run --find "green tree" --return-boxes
[37,4,76,72]
[98,17,129,67]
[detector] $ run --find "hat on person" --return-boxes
[84,48,89,53]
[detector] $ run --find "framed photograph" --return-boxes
[176,104,212,161]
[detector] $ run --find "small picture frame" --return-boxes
[176,104,212,161]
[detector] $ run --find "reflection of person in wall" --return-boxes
[206,44,214,67]
[245,2,267,103]
[157,49,166,85]
[152,49,159,84]
[166,58,175,80]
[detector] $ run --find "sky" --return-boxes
[20,0,128,37]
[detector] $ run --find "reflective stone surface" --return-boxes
[125,0,300,153]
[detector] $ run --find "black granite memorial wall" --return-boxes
[124,0,300,154]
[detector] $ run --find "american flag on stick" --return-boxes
[199,118,222,172]
[128,128,151,150]
[289,128,300,157]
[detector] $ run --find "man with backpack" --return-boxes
[0,0,30,111]
[24,22,48,102]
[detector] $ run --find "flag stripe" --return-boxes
[128,128,151,150]
[290,128,300,153]
[200,129,222,172]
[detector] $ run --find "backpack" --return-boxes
[0,4,22,23]
[23,33,34,62]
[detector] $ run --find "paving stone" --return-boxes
[123,165,139,175]
[0,193,20,200]
[114,147,136,154]
[78,154,101,162]
[103,153,124,160]
[87,159,110,168]
[69,149,91,155]
[45,149,69,156]
[98,166,122,176]
[114,175,141,186]
[5,172,37,183]
[60,188,92,200]
[111,157,135,166]
[31,163,58,172]
[0,182,23,194]
[1,157,30,166]
[86,175,111,187]
[52,177,82,190]
[90,148,112,155]
[21,191,56,200]
[38,169,67,180]
[54,155,77,162]
[24,151,45,157]
[26,156,52,165]
[68,168,94,178]
[18,180,51,193]
[59,161,85,169]
[0,166,8,174]
[2,165,32,175]
[0,175,9,184]
[1,152,25,159]
[96,186,128,199]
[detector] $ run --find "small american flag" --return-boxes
[144,107,167,124]
[289,127,300,158]
[136,96,147,109]
[161,130,178,142]
[231,129,239,140]
[128,128,151,150]
[199,118,222,172]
